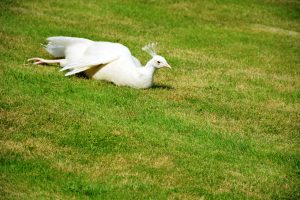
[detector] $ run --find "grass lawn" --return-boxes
[0,0,299,199]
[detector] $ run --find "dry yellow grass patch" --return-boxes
[168,1,195,12]
[173,49,239,67]
[251,24,299,37]
[152,155,174,169]
[1,110,28,134]
[264,99,298,112]
[0,138,73,160]
[1,179,75,200]
[169,193,206,200]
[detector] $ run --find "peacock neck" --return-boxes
[144,60,156,75]
[133,59,156,88]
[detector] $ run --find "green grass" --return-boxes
[1,0,299,199]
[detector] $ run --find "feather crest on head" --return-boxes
[142,43,158,57]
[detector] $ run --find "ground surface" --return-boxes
[0,0,299,199]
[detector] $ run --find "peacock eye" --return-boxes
[157,61,161,64]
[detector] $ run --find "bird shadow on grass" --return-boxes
[76,72,89,79]
[75,73,174,90]
[151,84,174,90]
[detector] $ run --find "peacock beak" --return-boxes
[165,64,172,69]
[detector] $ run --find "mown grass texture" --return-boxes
[0,0,299,199]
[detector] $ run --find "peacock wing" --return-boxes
[61,54,119,76]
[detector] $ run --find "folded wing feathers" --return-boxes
[61,55,119,76]
[60,60,93,71]
[44,36,93,58]
[44,43,65,58]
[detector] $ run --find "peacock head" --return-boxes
[151,55,171,69]
[142,43,171,69]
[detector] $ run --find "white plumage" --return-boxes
[28,36,171,89]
